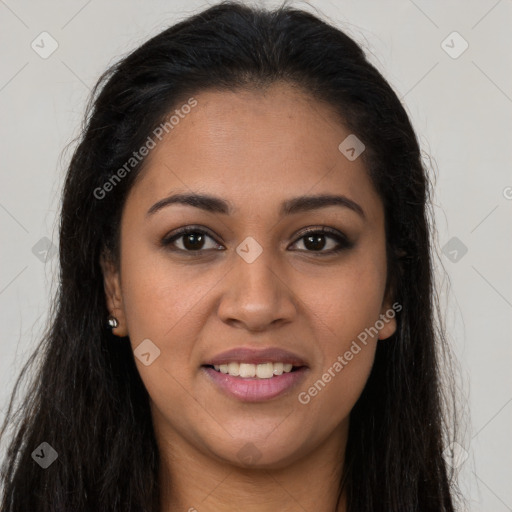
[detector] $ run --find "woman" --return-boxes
[0,1,463,510]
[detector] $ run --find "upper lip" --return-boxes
[202,347,308,367]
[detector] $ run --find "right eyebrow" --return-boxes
[147,193,232,217]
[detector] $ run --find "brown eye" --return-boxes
[180,232,206,250]
[161,227,223,253]
[290,228,353,254]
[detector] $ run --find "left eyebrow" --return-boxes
[146,192,365,219]
[280,194,365,219]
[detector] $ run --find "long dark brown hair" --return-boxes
[0,2,464,510]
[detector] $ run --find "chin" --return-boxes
[207,431,309,470]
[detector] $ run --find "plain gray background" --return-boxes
[0,1,511,510]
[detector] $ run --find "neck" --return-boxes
[157,420,349,512]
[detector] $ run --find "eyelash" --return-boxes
[160,225,353,256]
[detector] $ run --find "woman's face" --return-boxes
[102,82,396,468]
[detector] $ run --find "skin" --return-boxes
[101,81,397,512]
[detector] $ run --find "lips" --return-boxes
[202,347,308,367]
[201,347,309,402]
[201,346,309,401]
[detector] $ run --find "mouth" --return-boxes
[201,346,309,401]
[201,362,308,402]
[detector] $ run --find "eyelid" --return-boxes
[292,225,348,241]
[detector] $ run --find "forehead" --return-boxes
[128,82,383,224]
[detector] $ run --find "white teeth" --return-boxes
[210,362,297,378]
[239,363,256,378]
[227,362,240,376]
[256,362,274,379]
[272,362,284,375]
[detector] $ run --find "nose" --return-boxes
[217,247,297,332]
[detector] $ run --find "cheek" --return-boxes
[299,246,387,344]
[293,250,385,421]
[118,243,216,388]
[119,255,214,431]
[120,244,212,339]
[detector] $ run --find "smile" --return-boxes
[201,364,308,402]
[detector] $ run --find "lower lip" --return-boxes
[202,366,308,402]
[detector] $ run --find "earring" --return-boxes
[107,315,119,329]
